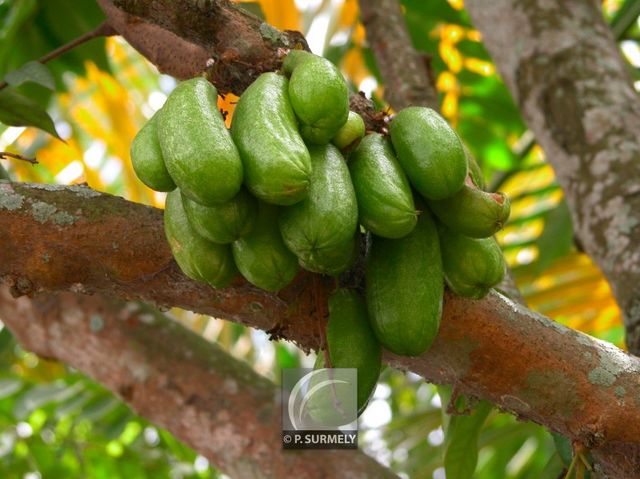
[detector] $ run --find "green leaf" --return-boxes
[0,326,13,352]
[275,344,300,369]
[13,381,83,418]
[444,399,493,479]
[552,432,573,466]
[0,87,60,139]
[534,199,574,273]
[4,61,54,90]
[0,378,23,399]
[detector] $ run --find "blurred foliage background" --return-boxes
[0,0,639,477]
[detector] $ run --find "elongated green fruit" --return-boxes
[327,289,381,413]
[164,190,237,288]
[429,183,510,238]
[283,50,349,145]
[158,78,242,205]
[232,203,298,292]
[438,226,505,299]
[350,133,417,239]
[231,72,311,205]
[366,210,443,356]
[279,144,358,275]
[307,354,359,427]
[389,107,467,200]
[182,188,257,244]
[131,113,176,192]
[332,111,365,149]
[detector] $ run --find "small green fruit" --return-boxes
[366,209,443,356]
[429,184,510,238]
[279,143,358,275]
[332,111,365,149]
[158,78,243,205]
[182,188,257,244]
[283,50,349,145]
[232,203,299,292]
[231,72,312,205]
[163,189,237,288]
[327,289,381,413]
[349,133,417,238]
[130,113,176,192]
[389,107,467,200]
[438,226,505,299]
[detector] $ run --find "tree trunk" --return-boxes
[465,0,640,355]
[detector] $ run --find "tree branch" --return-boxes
[0,152,37,165]
[0,21,116,91]
[0,287,396,479]
[358,0,438,110]
[97,0,386,132]
[1,181,639,477]
[105,0,309,95]
[465,0,640,355]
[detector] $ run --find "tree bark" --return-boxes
[465,0,640,354]
[358,0,438,111]
[1,181,640,477]
[5,0,639,475]
[0,287,396,479]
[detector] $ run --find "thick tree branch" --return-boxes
[98,0,386,131]
[465,1,640,354]
[0,287,396,479]
[96,0,212,81]
[106,0,307,94]
[358,0,438,111]
[1,181,640,477]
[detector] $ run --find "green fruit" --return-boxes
[131,113,176,192]
[283,50,349,145]
[389,107,467,200]
[307,354,359,427]
[164,189,237,287]
[366,210,443,356]
[231,72,311,205]
[279,143,358,275]
[464,145,486,190]
[429,185,510,238]
[350,133,417,239]
[298,234,358,276]
[182,188,257,244]
[158,78,242,205]
[438,226,505,299]
[232,203,299,292]
[327,289,381,413]
[332,111,365,149]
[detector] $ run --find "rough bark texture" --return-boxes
[3,0,638,476]
[108,0,307,94]
[99,0,387,132]
[465,0,640,355]
[97,0,211,80]
[358,0,438,111]
[0,288,396,479]
[2,181,640,477]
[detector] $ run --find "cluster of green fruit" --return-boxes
[131,50,510,416]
